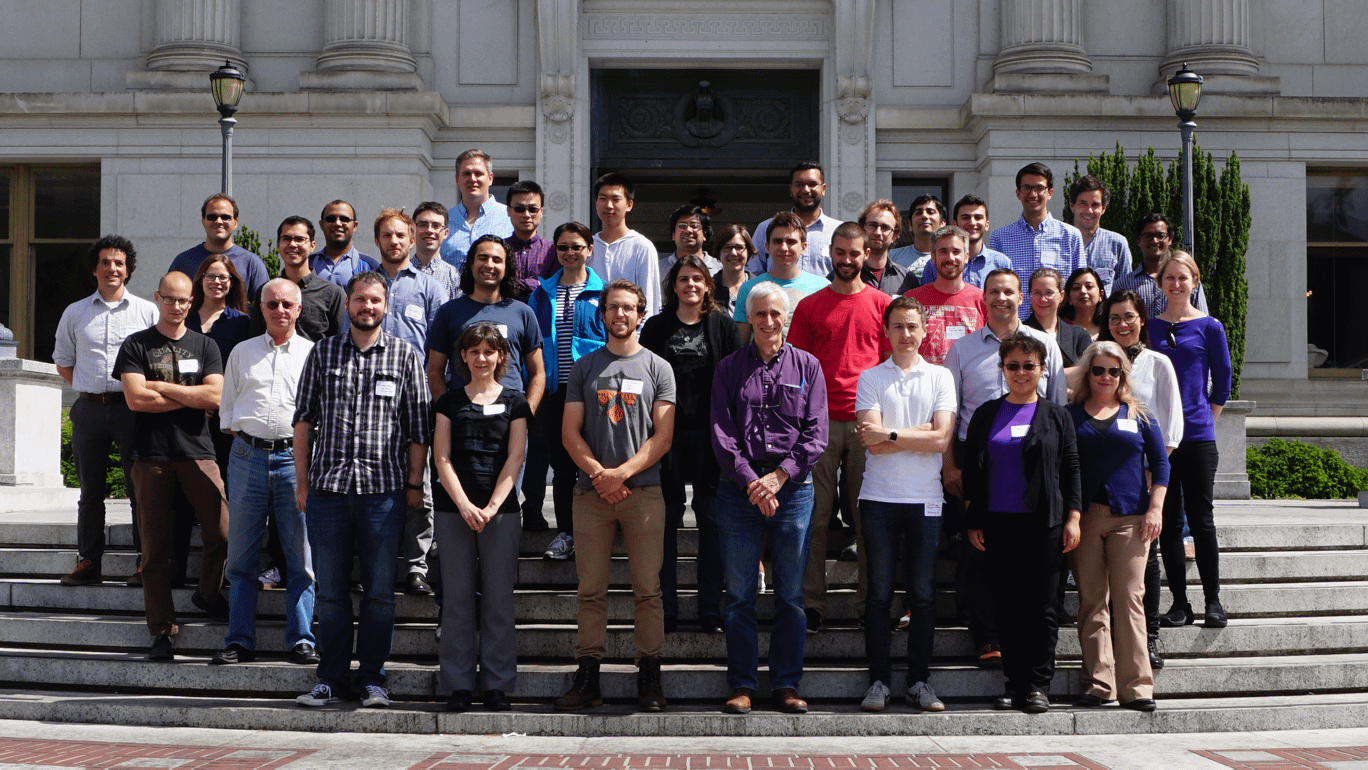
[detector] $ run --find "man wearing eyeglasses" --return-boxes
[211,278,318,667]
[248,217,346,342]
[114,271,230,662]
[1114,212,1208,316]
[853,200,919,296]
[441,149,514,269]
[659,205,722,278]
[987,163,1086,319]
[169,193,269,299]
[412,202,461,301]
[504,180,556,299]
[310,200,380,288]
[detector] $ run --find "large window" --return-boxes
[0,165,101,363]
[1307,172,1368,370]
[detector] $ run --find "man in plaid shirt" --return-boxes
[291,271,432,709]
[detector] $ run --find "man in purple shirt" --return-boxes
[503,180,555,299]
[168,193,269,300]
[710,280,828,716]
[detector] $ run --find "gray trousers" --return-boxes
[402,461,435,576]
[435,509,520,694]
[70,397,141,562]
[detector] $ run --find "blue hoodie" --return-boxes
[527,267,608,392]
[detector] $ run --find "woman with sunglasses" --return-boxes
[963,332,1081,714]
[711,225,755,318]
[1060,267,1105,341]
[1024,267,1091,366]
[1067,342,1169,712]
[1147,252,1232,629]
[525,222,607,559]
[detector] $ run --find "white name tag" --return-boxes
[177,359,199,374]
[404,304,424,321]
[375,380,397,397]
[495,323,509,339]
[1010,424,1029,438]
[1118,418,1139,433]
[945,325,966,340]
[482,403,506,416]
[621,379,644,395]
[925,500,943,518]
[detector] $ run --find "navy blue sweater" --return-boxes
[1067,402,1171,516]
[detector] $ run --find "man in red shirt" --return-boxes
[788,222,892,633]
[906,225,988,365]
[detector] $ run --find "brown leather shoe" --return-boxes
[60,559,102,586]
[723,688,753,714]
[773,687,808,713]
[126,564,143,588]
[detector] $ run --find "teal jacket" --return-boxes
[527,268,608,393]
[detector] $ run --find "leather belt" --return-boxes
[78,391,124,404]
[239,433,291,452]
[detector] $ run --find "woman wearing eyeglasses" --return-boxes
[963,332,1082,714]
[1146,252,1232,629]
[1061,267,1105,341]
[1066,342,1169,712]
[1024,268,1091,367]
[711,225,755,318]
[188,253,251,475]
[525,222,608,560]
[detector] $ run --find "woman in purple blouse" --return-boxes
[1147,251,1233,629]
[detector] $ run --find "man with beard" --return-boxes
[732,212,829,344]
[293,271,432,708]
[787,222,892,634]
[310,200,380,288]
[888,195,946,276]
[1114,212,1208,315]
[659,204,721,277]
[854,200,919,295]
[554,280,676,713]
[749,162,844,277]
[248,217,347,342]
[169,194,269,299]
[917,196,1012,288]
[1068,176,1132,295]
[906,225,988,366]
[374,208,447,595]
[412,202,461,301]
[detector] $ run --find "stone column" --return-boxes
[301,0,422,90]
[0,360,66,488]
[830,0,875,221]
[1215,400,1256,499]
[128,0,247,89]
[992,0,1108,93]
[536,0,587,224]
[1158,0,1279,94]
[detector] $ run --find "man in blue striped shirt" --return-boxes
[987,163,1086,319]
[440,149,513,268]
[1068,175,1133,295]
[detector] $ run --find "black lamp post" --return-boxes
[210,61,246,197]
[1167,62,1203,256]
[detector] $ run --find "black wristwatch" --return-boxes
[888,431,898,442]
[405,483,423,491]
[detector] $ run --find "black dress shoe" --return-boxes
[1159,600,1194,627]
[289,642,320,665]
[805,608,822,634]
[191,591,230,622]
[405,572,433,595]
[1074,693,1110,708]
[1203,599,1229,628]
[483,689,512,711]
[210,643,255,665]
[446,690,472,712]
[149,634,175,661]
[1121,697,1157,712]
[523,515,550,532]
[838,541,858,561]
[1021,691,1050,713]
[699,616,723,634]
[664,615,678,634]
[1148,633,1165,670]
[993,692,1015,710]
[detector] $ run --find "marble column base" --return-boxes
[992,72,1110,94]
[299,70,423,91]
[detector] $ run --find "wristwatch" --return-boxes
[888,431,898,442]
[405,483,423,491]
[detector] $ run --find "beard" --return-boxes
[349,312,382,331]
[936,262,963,282]
[833,263,861,282]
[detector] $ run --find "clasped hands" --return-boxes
[746,469,789,517]
[590,465,633,504]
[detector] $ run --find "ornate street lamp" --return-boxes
[210,61,246,197]
[1167,63,1203,256]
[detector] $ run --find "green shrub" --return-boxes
[237,225,281,279]
[1247,438,1368,500]
[60,412,126,497]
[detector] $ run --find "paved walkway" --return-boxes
[2,722,1368,769]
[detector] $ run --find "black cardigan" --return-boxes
[1025,314,1093,367]
[961,395,1082,529]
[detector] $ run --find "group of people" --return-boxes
[51,150,1232,715]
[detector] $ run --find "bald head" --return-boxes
[154,271,194,329]
[159,271,192,295]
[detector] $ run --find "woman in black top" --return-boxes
[640,253,743,633]
[1024,267,1091,367]
[1060,267,1105,341]
[711,225,756,319]
[432,323,532,713]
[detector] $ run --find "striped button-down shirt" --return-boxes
[220,332,314,440]
[1083,228,1134,295]
[413,254,461,301]
[987,214,1086,319]
[379,264,447,355]
[293,332,432,495]
[1113,264,1208,316]
[52,290,158,393]
[441,198,513,268]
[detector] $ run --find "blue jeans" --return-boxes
[306,488,404,695]
[861,499,941,685]
[225,437,315,650]
[716,477,813,693]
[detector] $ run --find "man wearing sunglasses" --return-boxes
[169,193,269,300]
[310,200,380,288]
[248,216,346,343]
[504,180,557,299]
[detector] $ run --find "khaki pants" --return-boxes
[804,418,867,616]
[132,460,229,637]
[572,485,665,661]
[1070,502,1153,702]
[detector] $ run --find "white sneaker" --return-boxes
[897,610,911,630]
[908,680,945,711]
[757,568,767,594]
[296,683,340,707]
[361,684,391,708]
[860,680,891,712]
[544,532,574,560]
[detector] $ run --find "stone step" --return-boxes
[0,646,1361,701]
[0,612,1362,661]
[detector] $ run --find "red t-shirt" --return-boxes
[906,283,987,365]
[788,285,892,422]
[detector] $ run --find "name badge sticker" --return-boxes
[496,323,509,339]
[483,403,506,416]
[945,325,966,340]
[375,380,397,397]
[177,359,199,374]
[1117,418,1139,433]
[621,379,644,395]
[925,500,943,518]
[404,304,424,321]
[1010,424,1029,438]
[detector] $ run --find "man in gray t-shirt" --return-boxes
[557,280,676,714]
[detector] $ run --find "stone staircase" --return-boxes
[0,498,1366,735]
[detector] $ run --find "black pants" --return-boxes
[1160,440,1220,605]
[985,514,1063,696]
[521,387,578,532]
